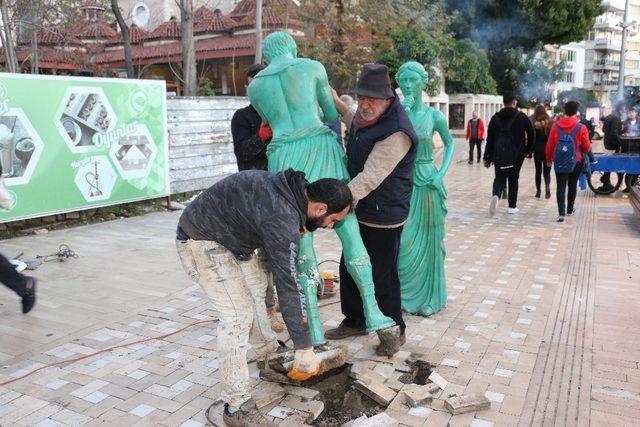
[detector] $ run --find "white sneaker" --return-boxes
[489,195,498,216]
[507,207,519,214]
[0,177,12,210]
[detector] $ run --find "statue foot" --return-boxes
[363,307,395,333]
[375,325,404,358]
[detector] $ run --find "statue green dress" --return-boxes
[395,62,454,316]
[248,32,395,344]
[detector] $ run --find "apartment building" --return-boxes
[584,0,640,104]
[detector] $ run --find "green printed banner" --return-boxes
[0,73,169,223]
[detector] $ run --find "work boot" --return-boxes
[22,277,36,314]
[267,307,284,333]
[325,321,366,340]
[220,400,276,427]
[376,325,404,358]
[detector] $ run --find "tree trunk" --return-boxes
[180,0,197,96]
[254,0,262,64]
[111,0,134,78]
[29,0,38,74]
[0,0,19,73]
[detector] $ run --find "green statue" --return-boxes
[395,61,454,316]
[248,32,395,343]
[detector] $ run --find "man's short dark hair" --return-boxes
[307,179,353,214]
[564,100,580,116]
[244,63,264,79]
[503,91,518,105]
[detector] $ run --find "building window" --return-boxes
[564,72,575,83]
[585,71,593,84]
[586,51,595,62]
[587,31,595,41]
[562,50,576,62]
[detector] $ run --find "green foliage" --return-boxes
[196,77,215,96]
[488,45,564,104]
[377,27,443,96]
[442,38,496,94]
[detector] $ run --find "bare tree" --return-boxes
[178,0,196,95]
[28,0,38,73]
[254,0,262,64]
[0,0,19,72]
[111,0,134,78]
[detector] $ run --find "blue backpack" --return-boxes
[553,123,581,173]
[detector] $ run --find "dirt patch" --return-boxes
[310,366,385,426]
[309,360,434,426]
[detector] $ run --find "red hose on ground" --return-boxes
[0,318,218,387]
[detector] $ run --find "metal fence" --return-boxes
[167,96,247,194]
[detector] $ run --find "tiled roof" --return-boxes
[145,18,181,40]
[195,11,236,34]
[68,19,118,40]
[37,26,67,45]
[107,24,149,45]
[94,33,256,65]
[194,5,216,22]
[230,0,295,20]
[233,8,301,30]
[80,0,105,9]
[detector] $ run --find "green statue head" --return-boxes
[263,32,298,64]
[395,61,428,100]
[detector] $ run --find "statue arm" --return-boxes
[315,63,339,124]
[247,83,268,123]
[434,111,455,177]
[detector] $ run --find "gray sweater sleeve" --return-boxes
[261,224,311,349]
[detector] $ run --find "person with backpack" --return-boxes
[484,92,535,215]
[545,101,592,222]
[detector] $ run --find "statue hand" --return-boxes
[402,95,415,112]
[426,172,443,189]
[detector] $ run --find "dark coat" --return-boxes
[230,104,268,171]
[484,107,535,165]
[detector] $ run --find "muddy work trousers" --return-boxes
[176,239,278,408]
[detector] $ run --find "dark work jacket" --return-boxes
[177,169,311,349]
[603,114,622,151]
[230,104,268,171]
[346,96,418,225]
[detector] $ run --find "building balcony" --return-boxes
[593,38,622,51]
[593,79,620,89]
[594,18,622,32]
[593,59,621,71]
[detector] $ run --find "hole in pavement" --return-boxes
[309,360,434,426]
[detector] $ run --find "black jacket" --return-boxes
[231,105,268,171]
[177,169,311,349]
[346,96,418,225]
[603,114,622,151]
[484,107,535,164]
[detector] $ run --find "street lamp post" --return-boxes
[617,0,631,102]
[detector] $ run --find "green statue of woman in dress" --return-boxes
[248,32,395,344]
[395,61,454,316]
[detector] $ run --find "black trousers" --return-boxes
[468,138,482,162]
[492,165,520,208]
[339,223,405,332]
[533,150,551,192]
[0,253,26,297]
[555,164,582,216]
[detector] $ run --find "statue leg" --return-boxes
[297,232,325,345]
[334,213,395,332]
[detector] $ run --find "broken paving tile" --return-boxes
[444,393,491,415]
[402,384,433,407]
[282,385,319,401]
[280,395,324,421]
[427,372,448,390]
[353,379,397,406]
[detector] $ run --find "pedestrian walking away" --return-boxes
[176,169,352,426]
[483,91,535,215]
[530,105,554,199]
[466,110,485,164]
[545,101,591,222]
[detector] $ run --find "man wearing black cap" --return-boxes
[328,64,418,352]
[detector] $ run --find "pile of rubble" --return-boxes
[247,350,492,426]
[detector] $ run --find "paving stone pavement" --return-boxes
[0,139,638,426]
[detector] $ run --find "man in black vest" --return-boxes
[327,64,418,355]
